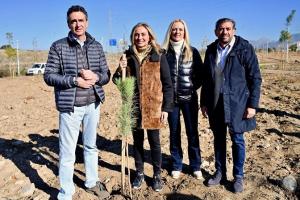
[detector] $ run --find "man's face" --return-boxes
[134,26,150,49]
[215,21,235,46]
[68,11,88,39]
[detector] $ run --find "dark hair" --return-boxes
[215,18,236,30]
[67,5,88,23]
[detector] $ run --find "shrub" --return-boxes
[289,44,297,52]
[0,68,10,78]
[20,67,27,76]
[0,44,12,49]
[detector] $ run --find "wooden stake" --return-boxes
[121,137,125,194]
[121,53,126,80]
[126,135,132,199]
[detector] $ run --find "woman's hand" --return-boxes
[160,111,168,125]
[201,106,208,118]
[120,54,127,80]
[119,54,127,69]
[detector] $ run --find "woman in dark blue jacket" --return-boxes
[162,19,203,180]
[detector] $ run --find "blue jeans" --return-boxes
[209,98,245,178]
[57,102,100,200]
[212,129,245,178]
[168,98,201,172]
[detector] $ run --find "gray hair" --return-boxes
[215,18,236,31]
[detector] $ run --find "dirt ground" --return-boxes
[0,53,299,200]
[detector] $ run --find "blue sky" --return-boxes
[1,0,299,51]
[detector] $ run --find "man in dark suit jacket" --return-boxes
[200,18,262,193]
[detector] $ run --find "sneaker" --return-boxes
[171,170,181,179]
[132,173,144,189]
[86,181,110,200]
[233,177,244,193]
[152,174,163,192]
[193,170,203,180]
[207,171,227,187]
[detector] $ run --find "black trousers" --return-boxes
[132,129,161,176]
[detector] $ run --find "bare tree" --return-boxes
[4,32,17,77]
[4,46,17,77]
[200,36,209,58]
[32,38,38,62]
[6,32,14,46]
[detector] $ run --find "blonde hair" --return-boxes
[162,19,193,62]
[130,22,160,54]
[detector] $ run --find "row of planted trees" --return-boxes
[1,33,18,77]
[0,32,42,78]
[279,10,296,63]
[3,45,17,78]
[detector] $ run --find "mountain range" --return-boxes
[250,33,300,49]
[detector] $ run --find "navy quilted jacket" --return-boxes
[200,36,261,132]
[44,32,110,112]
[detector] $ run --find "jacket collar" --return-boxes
[128,45,160,62]
[67,31,95,47]
[208,35,250,52]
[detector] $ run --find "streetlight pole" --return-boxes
[266,40,269,56]
[16,40,20,76]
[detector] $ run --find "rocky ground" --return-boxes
[0,53,299,200]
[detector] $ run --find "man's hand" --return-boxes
[160,111,168,125]
[201,106,208,118]
[243,107,256,119]
[76,77,94,89]
[80,69,99,84]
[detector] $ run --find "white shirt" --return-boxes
[71,33,85,48]
[216,36,236,71]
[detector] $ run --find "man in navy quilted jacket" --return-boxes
[44,5,110,200]
[200,18,261,193]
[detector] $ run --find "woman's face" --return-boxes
[134,26,150,49]
[171,21,185,42]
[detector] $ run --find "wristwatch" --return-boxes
[73,77,78,86]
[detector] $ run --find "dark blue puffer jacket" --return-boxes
[44,32,110,112]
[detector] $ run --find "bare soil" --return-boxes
[0,53,299,200]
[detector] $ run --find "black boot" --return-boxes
[152,174,162,192]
